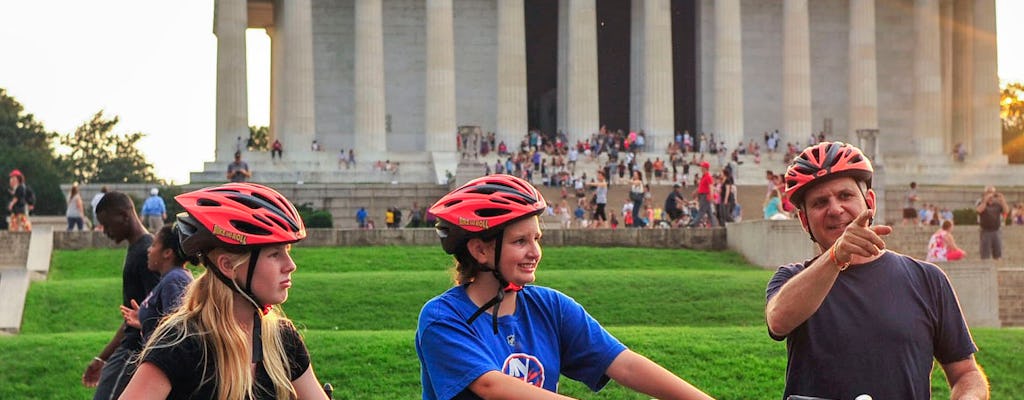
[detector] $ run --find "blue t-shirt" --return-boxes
[141,195,166,216]
[416,285,627,400]
[766,251,977,400]
[137,267,193,341]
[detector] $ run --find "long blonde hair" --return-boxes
[140,249,297,400]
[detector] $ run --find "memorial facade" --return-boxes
[208,0,1005,182]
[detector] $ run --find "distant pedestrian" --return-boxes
[140,188,167,233]
[7,169,32,232]
[271,139,283,159]
[91,186,108,231]
[66,184,85,231]
[356,207,368,229]
[976,185,1009,260]
[227,151,252,182]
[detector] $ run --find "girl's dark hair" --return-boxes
[157,225,199,266]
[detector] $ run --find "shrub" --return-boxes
[297,202,333,228]
[952,208,977,226]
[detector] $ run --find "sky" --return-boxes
[0,0,1022,184]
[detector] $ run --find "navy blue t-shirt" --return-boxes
[766,251,977,400]
[137,267,193,341]
[122,234,160,351]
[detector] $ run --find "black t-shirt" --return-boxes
[144,321,311,399]
[10,185,27,214]
[718,176,735,204]
[978,199,1004,231]
[122,234,160,351]
[664,191,684,212]
[765,251,977,400]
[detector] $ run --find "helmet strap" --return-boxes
[201,251,267,364]
[465,230,522,334]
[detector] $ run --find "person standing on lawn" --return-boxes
[82,191,160,400]
[416,174,713,400]
[765,142,988,399]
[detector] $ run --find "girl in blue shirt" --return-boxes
[417,174,712,400]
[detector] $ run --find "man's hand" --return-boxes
[832,209,893,265]
[82,358,103,387]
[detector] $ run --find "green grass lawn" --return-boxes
[2,246,1021,399]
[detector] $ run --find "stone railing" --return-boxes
[50,227,727,251]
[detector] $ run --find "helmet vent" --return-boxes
[250,192,277,207]
[253,214,275,228]
[230,195,268,210]
[476,208,511,218]
[197,198,221,207]
[231,220,272,236]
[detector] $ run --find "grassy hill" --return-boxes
[1,247,1020,399]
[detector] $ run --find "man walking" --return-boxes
[687,161,714,227]
[765,142,988,399]
[81,192,160,400]
[140,188,166,232]
[976,185,1009,260]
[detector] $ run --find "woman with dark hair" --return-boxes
[66,184,85,231]
[926,220,967,262]
[120,183,328,400]
[120,225,196,340]
[416,174,712,400]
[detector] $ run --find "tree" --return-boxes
[1003,82,1024,163]
[57,111,159,184]
[249,125,269,151]
[0,89,66,215]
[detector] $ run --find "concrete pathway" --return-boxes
[0,226,53,334]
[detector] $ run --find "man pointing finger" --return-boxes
[764,142,988,400]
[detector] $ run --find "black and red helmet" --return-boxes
[785,142,873,208]
[174,183,306,256]
[429,174,546,254]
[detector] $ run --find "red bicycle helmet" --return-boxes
[785,141,873,207]
[429,174,547,254]
[9,169,23,178]
[175,183,306,257]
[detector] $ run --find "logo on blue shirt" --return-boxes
[502,353,545,387]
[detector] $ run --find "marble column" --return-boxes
[913,0,943,156]
[426,0,456,152]
[565,0,600,144]
[497,0,528,149]
[355,0,387,154]
[268,26,282,145]
[971,0,1002,162]
[557,0,568,135]
[214,0,249,162]
[941,0,954,151]
[629,0,642,131]
[641,0,675,152]
[713,0,744,150]
[848,0,879,143]
[951,0,974,153]
[280,0,316,154]
[783,0,812,149]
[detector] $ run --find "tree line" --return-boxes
[0,88,157,215]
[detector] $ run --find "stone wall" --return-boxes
[0,232,31,267]
[998,268,1024,327]
[52,227,727,251]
